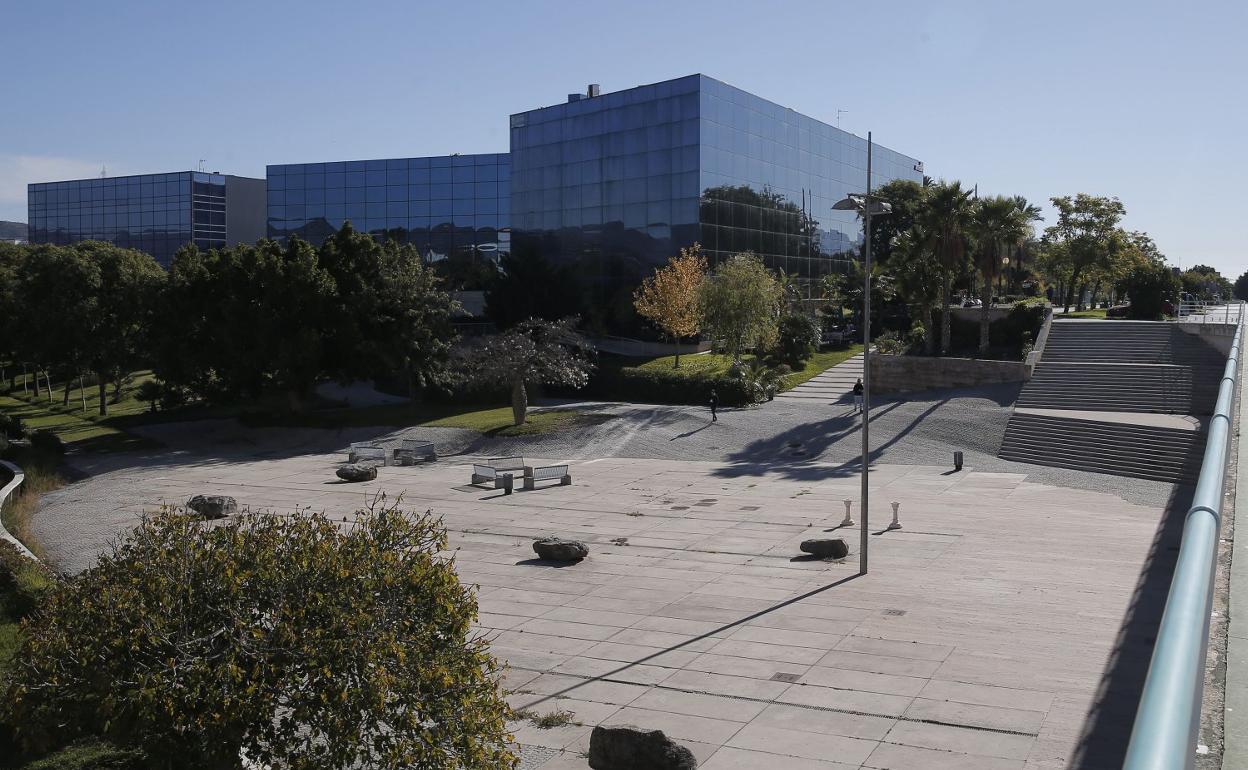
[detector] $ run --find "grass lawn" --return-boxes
[629,345,863,392]
[1062,308,1108,319]
[780,345,864,390]
[634,352,735,376]
[0,391,158,453]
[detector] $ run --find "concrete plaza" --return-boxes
[31,448,1178,769]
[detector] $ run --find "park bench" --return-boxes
[471,456,526,487]
[523,464,572,490]
[348,443,388,465]
[392,439,436,466]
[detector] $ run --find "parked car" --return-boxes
[1163,300,1177,315]
[1106,304,1131,318]
[961,298,982,308]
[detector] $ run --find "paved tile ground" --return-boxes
[32,450,1174,769]
[775,352,864,403]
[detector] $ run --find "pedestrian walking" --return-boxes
[709,388,719,422]
[852,378,864,413]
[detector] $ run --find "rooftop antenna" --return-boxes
[837,109,848,130]
[100,165,107,178]
[198,159,206,172]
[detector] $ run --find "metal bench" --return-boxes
[470,456,525,487]
[348,443,388,465]
[392,439,436,466]
[523,464,572,490]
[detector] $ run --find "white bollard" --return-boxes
[841,499,855,527]
[888,501,902,530]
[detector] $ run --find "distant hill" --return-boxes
[0,221,27,241]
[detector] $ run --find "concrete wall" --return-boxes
[870,354,1027,394]
[1178,322,1237,355]
[950,306,1012,324]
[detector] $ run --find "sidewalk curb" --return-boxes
[1224,345,1248,770]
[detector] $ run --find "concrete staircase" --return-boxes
[998,321,1226,484]
[1000,411,1203,484]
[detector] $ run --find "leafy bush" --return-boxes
[729,360,787,402]
[0,414,24,440]
[27,430,63,456]
[874,330,905,355]
[133,380,163,413]
[4,505,516,769]
[14,739,146,770]
[774,313,820,367]
[0,540,55,621]
[1118,260,1180,320]
[614,366,754,407]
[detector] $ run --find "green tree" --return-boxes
[919,181,974,355]
[15,244,98,405]
[1117,260,1180,320]
[70,242,165,415]
[373,243,460,398]
[6,505,516,770]
[970,196,1032,354]
[316,224,459,398]
[1043,194,1126,312]
[1234,270,1248,301]
[774,313,821,367]
[0,242,27,388]
[870,178,929,266]
[457,317,595,426]
[699,252,783,362]
[891,223,943,354]
[154,238,337,407]
[1180,264,1232,301]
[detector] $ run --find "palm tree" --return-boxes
[776,268,802,314]
[893,223,942,354]
[920,181,974,355]
[1006,196,1043,294]
[971,196,1031,354]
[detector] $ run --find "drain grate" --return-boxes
[739,506,760,511]
[671,506,689,510]
[770,672,802,683]
[883,609,907,616]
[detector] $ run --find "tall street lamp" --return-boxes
[832,131,891,575]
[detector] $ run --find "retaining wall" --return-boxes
[870,354,1027,394]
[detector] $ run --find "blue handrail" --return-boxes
[1123,314,1243,769]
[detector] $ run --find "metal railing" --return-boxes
[1123,314,1243,769]
[1175,301,1244,325]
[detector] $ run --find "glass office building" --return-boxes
[265,153,511,264]
[27,172,266,267]
[509,74,923,319]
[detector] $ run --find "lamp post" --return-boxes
[832,132,891,575]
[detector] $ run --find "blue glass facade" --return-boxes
[509,74,923,307]
[27,172,265,267]
[265,154,511,263]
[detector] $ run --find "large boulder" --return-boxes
[800,538,849,559]
[186,495,238,520]
[588,724,697,770]
[533,537,589,562]
[336,464,377,483]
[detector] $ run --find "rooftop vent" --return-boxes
[568,93,584,103]
[587,83,600,98]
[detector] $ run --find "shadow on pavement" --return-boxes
[518,572,862,709]
[1070,481,1194,769]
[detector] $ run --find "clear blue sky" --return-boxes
[2,0,1244,277]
